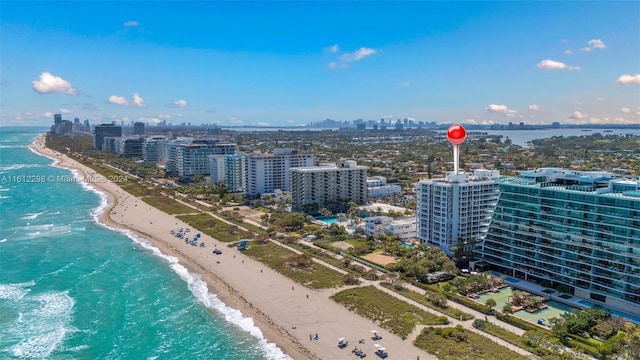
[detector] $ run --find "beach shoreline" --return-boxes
[30,133,434,360]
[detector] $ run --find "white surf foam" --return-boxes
[2,284,75,359]
[100,226,291,360]
[21,212,46,220]
[0,164,40,171]
[0,238,7,243]
[0,281,35,300]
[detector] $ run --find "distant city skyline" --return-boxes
[1,1,639,127]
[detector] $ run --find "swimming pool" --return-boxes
[477,287,576,324]
[315,216,337,224]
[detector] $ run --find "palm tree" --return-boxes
[485,298,497,310]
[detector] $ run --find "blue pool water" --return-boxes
[315,216,338,224]
[401,243,416,249]
[504,277,521,283]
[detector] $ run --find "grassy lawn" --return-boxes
[380,282,474,321]
[142,195,196,214]
[331,286,448,337]
[177,214,251,242]
[243,242,344,289]
[414,326,530,360]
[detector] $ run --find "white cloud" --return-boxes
[596,97,606,101]
[580,39,606,52]
[124,20,139,27]
[132,93,144,107]
[536,59,581,71]
[108,95,129,106]
[528,104,542,111]
[257,122,270,126]
[617,74,640,85]
[570,99,583,105]
[564,49,573,55]
[138,117,161,124]
[32,72,77,95]
[327,44,339,53]
[465,118,495,125]
[59,108,71,114]
[108,93,145,107]
[486,104,509,113]
[621,107,631,114]
[569,111,586,120]
[340,47,377,62]
[172,99,187,108]
[229,117,243,124]
[329,47,378,69]
[401,81,410,88]
[42,111,54,118]
[23,112,34,116]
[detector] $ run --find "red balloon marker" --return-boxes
[447,124,467,145]
[446,124,466,174]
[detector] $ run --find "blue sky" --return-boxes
[1,1,639,127]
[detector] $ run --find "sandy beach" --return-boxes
[30,134,436,360]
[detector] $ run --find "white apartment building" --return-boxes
[209,154,246,193]
[367,176,402,199]
[416,169,500,254]
[167,139,236,180]
[364,216,417,242]
[143,136,168,164]
[290,160,368,214]
[245,148,314,198]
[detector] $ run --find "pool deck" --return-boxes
[490,272,640,325]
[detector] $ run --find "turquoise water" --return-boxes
[0,128,287,359]
[401,243,416,249]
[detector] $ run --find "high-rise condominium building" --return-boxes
[209,154,246,193]
[143,136,168,164]
[416,170,500,254]
[94,124,122,150]
[245,148,314,198]
[477,168,640,316]
[166,139,236,180]
[290,160,368,214]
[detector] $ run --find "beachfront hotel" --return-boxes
[416,169,501,254]
[290,160,368,214]
[477,168,640,316]
[245,148,314,198]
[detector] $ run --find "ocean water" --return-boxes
[0,127,288,359]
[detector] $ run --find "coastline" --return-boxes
[29,134,435,360]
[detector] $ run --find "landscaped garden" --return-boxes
[331,286,448,338]
[244,241,344,289]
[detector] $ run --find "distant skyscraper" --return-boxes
[54,114,62,125]
[133,122,145,135]
[94,124,122,150]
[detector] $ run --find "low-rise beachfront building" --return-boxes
[416,169,500,254]
[477,168,640,316]
[245,148,314,198]
[367,176,402,199]
[290,160,368,214]
[364,216,416,242]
